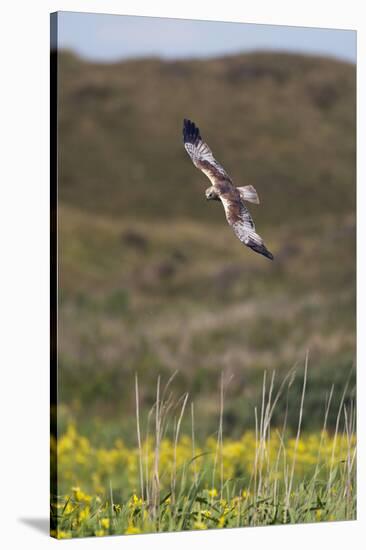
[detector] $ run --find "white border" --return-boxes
[0,1,364,548]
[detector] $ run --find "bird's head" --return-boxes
[205,186,219,201]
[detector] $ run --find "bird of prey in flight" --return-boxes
[183,119,274,260]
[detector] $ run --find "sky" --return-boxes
[56,11,356,63]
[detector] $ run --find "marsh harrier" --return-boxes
[183,119,274,260]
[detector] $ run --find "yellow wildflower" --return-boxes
[218,515,226,528]
[194,521,206,530]
[129,494,143,507]
[72,486,91,503]
[125,525,141,535]
[63,501,76,515]
[56,530,72,539]
[79,506,90,522]
[101,518,110,529]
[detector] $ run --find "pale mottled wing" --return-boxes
[183,119,232,185]
[222,195,274,261]
[221,195,256,233]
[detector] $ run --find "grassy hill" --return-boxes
[58,50,355,225]
[57,51,356,442]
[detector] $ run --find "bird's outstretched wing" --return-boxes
[223,197,274,261]
[183,119,232,186]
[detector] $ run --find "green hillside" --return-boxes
[58,51,355,225]
[57,51,356,442]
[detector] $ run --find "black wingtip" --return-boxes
[258,241,274,261]
[263,249,274,261]
[183,118,201,144]
[247,239,274,261]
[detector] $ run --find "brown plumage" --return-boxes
[183,119,274,260]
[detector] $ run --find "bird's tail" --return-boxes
[237,185,260,204]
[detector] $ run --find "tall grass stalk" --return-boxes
[134,373,144,500]
[327,370,352,494]
[114,362,356,532]
[171,392,189,504]
[191,402,198,487]
[285,352,308,515]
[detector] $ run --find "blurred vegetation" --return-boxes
[57,50,355,443]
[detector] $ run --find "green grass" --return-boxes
[51,366,356,538]
[51,476,355,538]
